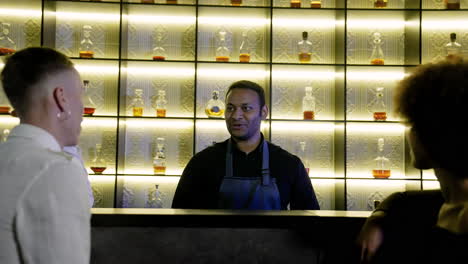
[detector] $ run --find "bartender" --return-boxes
[172,80,319,210]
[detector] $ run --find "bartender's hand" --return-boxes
[357,211,385,264]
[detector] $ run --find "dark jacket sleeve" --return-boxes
[289,156,320,210]
[171,156,199,209]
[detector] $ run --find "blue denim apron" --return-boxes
[217,139,281,210]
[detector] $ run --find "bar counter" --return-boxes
[91,209,369,264]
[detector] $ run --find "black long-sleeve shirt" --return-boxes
[172,139,320,210]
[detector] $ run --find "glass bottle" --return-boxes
[167,0,178,4]
[445,0,460,9]
[1,129,10,143]
[131,88,145,117]
[153,137,167,175]
[215,30,230,62]
[79,25,94,59]
[370,87,387,121]
[370,32,384,65]
[152,32,167,61]
[311,0,321,8]
[374,0,387,8]
[146,184,163,208]
[298,31,312,63]
[90,143,107,174]
[231,0,242,6]
[290,0,301,8]
[205,90,225,118]
[154,89,167,117]
[82,80,96,116]
[141,0,155,3]
[302,86,316,120]
[0,105,10,114]
[299,141,310,175]
[372,138,391,179]
[445,33,462,60]
[0,22,16,56]
[239,31,250,63]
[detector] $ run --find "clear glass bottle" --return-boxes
[90,143,107,174]
[153,137,167,175]
[445,33,462,60]
[311,0,321,8]
[205,90,225,118]
[374,0,387,8]
[370,87,387,121]
[1,129,10,143]
[239,31,250,63]
[215,30,230,62]
[290,0,301,8]
[298,31,312,63]
[146,184,163,208]
[0,22,16,56]
[370,32,384,65]
[445,0,460,9]
[154,89,168,117]
[372,138,391,179]
[152,32,167,61]
[79,25,94,59]
[299,141,310,175]
[302,86,316,120]
[131,88,145,117]
[82,80,96,116]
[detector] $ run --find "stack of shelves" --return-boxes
[0,0,462,210]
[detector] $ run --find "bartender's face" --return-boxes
[225,88,268,141]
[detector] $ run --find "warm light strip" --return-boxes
[273,18,342,29]
[347,71,408,81]
[0,8,42,17]
[120,176,181,183]
[423,20,468,30]
[89,175,115,183]
[122,119,193,129]
[347,179,407,187]
[53,11,120,22]
[74,65,119,75]
[124,67,195,77]
[348,20,408,29]
[423,181,440,190]
[347,123,406,133]
[273,70,339,80]
[198,17,269,26]
[126,14,196,25]
[198,69,269,79]
[272,122,336,132]
[0,116,19,126]
[347,172,406,179]
[423,169,437,179]
[81,118,117,128]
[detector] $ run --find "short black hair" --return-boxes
[1,47,74,116]
[226,80,266,108]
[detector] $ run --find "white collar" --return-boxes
[9,124,62,152]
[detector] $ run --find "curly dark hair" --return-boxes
[394,59,468,176]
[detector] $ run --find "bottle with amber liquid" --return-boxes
[153,137,167,175]
[154,89,167,117]
[445,0,460,9]
[0,22,16,56]
[82,80,96,116]
[239,31,250,63]
[311,0,321,8]
[231,0,242,6]
[445,33,462,61]
[152,32,167,61]
[372,138,391,179]
[299,141,311,175]
[90,143,107,174]
[216,30,230,62]
[131,88,145,117]
[167,0,178,4]
[370,87,387,121]
[298,31,312,63]
[0,105,10,114]
[302,86,316,120]
[370,32,384,65]
[146,184,163,208]
[291,0,301,8]
[79,25,94,59]
[374,0,387,8]
[205,90,225,118]
[141,0,155,3]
